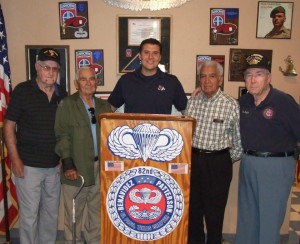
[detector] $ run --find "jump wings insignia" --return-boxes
[107,123,183,162]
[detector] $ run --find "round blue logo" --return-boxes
[106,166,184,241]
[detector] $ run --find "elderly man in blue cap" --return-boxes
[235,53,300,244]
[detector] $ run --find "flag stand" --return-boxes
[0,128,11,244]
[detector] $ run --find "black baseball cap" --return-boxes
[37,48,61,65]
[244,54,271,72]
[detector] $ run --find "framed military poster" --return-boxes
[256,1,293,39]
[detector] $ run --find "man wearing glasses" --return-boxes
[235,54,300,244]
[55,66,111,243]
[4,48,67,244]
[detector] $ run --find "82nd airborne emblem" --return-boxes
[106,166,184,241]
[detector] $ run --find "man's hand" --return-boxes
[64,169,78,180]
[191,86,202,98]
[11,158,24,178]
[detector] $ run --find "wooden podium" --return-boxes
[99,113,195,244]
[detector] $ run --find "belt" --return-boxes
[94,156,99,161]
[243,150,294,158]
[192,147,229,156]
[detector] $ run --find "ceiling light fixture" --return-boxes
[104,0,191,11]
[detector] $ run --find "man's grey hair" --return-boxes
[75,66,95,80]
[198,60,224,77]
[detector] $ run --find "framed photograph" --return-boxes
[25,45,70,94]
[75,49,104,86]
[118,16,171,74]
[196,55,225,90]
[256,2,293,39]
[210,8,239,45]
[238,86,248,99]
[228,48,273,81]
[59,1,89,39]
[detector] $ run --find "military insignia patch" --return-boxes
[106,166,184,241]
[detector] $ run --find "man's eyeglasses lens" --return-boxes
[38,63,60,73]
[88,107,96,124]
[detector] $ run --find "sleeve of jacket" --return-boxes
[54,99,77,172]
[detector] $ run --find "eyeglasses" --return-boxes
[38,63,60,73]
[88,107,96,124]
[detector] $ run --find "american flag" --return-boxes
[0,5,19,234]
[105,161,124,171]
[168,163,188,174]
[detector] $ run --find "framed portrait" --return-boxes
[25,45,70,94]
[210,8,239,45]
[238,86,248,99]
[196,55,225,90]
[75,49,104,86]
[59,1,89,39]
[228,48,273,81]
[117,16,171,74]
[256,2,293,39]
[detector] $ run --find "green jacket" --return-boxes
[55,92,111,186]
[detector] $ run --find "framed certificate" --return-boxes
[118,16,171,74]
[128,19,161,45]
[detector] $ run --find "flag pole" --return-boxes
[0,128,11,244]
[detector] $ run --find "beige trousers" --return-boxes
[62,162,100,244]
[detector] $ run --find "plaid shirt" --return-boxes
[186,89,242,161]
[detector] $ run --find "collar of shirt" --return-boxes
[198,88,222,103]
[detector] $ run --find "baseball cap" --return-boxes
[244,54,271,72]
[37,48,61,65]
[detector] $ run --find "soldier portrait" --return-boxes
[256,2,293,39]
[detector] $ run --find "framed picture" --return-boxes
[117,16,171,74]
[75,49,104,86]
[25,45,70,94]
[210,8,239,45]
[238,86,248,99]
[196,55,225,90]
[59,1,89,39]
[228,48,273,81]
[256,2,293,39]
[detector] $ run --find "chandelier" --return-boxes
[104,0,191,11]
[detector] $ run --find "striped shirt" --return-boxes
[5,79,67,168]
[186,89,242,161]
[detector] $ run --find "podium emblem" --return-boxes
[106,166,184,241]
[107,123,184,162]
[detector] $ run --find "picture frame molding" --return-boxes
[256,1,294,39]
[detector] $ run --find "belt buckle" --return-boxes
[261,152,269,157]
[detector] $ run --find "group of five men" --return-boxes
[4,37,300,244]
